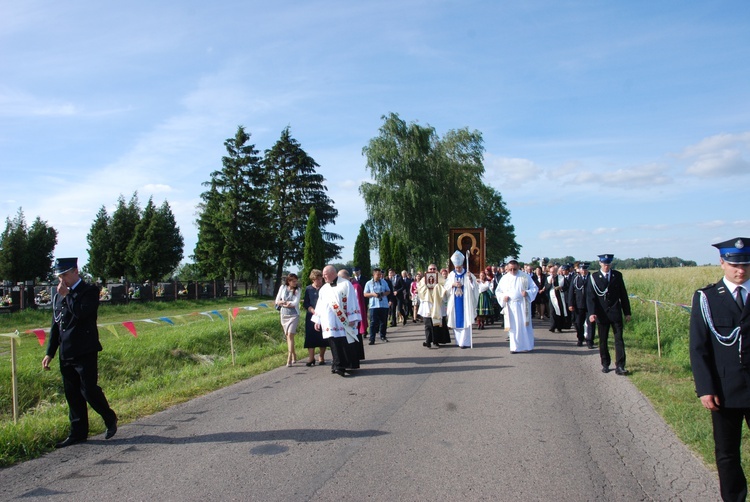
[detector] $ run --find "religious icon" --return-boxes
[425,272,438,289]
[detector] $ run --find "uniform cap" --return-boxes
[712,238,750,265]
[54,257,78,275]
[598,254,614,264]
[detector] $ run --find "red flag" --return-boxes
[28,329,46,346]
[122,321,137,337]
[232,307,239,319]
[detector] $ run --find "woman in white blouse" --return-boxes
[275,273,301,367]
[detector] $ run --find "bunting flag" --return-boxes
[159,316,175,325]
[200,312,214,321]
[122,321,137,337]
[210,309,224,320]
[105,325,119,338]
[258,303,270,308]
[29,329,46,346]
[232,307,239,319]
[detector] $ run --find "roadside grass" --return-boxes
[2,268,747,475]
[623,266,750,476]
[0,297,301,467]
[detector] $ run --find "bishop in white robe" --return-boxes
[445,251,478,348]
[496,261,539,353]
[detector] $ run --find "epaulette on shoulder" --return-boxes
[699,283,717,291]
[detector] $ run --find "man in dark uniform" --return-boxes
[586,253,631,375]
[690,238,750,502]
[567,262,596,348]
[42,258,118,448]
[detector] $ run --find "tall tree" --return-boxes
[109,193,141,280]
[352,224,372,279]
[379,231,393,270]
[361,113,520,266]
[300,208,325,288]
[26,217,58,282]
[87,206,112,282]
[391,237,408,273]
[129,198,184,283]
[195,126,269,288]
[0,208,57,283]
[264,126,342,293]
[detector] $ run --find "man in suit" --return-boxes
[567,262,596,348]
[690,238,750,502]
[586,253,631,375]
[42,258,118,448]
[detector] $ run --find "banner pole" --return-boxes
[228,312,236,366]
[11,337,18,423]
[654,301,662,358]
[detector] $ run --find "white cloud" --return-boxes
[680,132,750,177]
[484,154,543,186]
[0,87,78,117]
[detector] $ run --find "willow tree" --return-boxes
[360,113,518,266]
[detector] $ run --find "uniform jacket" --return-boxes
[47,281,102,360]
[567,273,589,309]
[586,269,631,322]
[690,280,750,408]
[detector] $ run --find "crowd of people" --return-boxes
[275,251,633,377]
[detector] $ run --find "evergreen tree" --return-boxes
[194,126,269,289]
[300,208,325,288]
[391,238,408,273]
[264,126,342,293]
[379,231,393,271]
[26,217,58,282]
[129,198,183,283]
[109,193,141,280]
[0,208,57,283]
[87,206,111,282]
[353,224,372,279]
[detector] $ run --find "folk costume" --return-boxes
[497,269,538,353]
[418,272,450,347]
[445,251,478,348]
[586,254,631,374]
[690,238,750,502]
[476,279,494,329]
[312,277,362,375]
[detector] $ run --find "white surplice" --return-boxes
[497,272,539,352]
[311,278,361,343]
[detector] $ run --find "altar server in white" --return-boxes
[445,250,478,348]
[497,260,539,353]
[312,265,361,376]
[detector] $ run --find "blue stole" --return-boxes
[454,271,465,327]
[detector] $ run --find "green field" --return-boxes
[0,268,744,475]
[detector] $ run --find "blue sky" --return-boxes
[2,0,749,270]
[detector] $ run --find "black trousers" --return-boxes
[424,317,451,345]
[572,307,595,343]
[369,308,389,342]
[597,319,625,368]
[60,352,116,438]
[712,407,750,502]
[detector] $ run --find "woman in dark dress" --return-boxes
[303,269,327,366]
[531,266,548,319]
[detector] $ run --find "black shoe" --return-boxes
[382,338,389,342]
[587,343,595,349]
[368,341,375,345]
[601,366,611,374]
[56,436,87,448]
[336,369,347,377]
[105,418,118,440]
[423,342,431,348]
[305,361,316,367]
[615,367,629,376]
[576,341,583,347]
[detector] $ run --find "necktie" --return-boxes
[737,286,746,310]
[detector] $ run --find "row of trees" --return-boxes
[360,113,520,269]
[87,193,184,284]
[0,209,57,283]
[194,126,341,294]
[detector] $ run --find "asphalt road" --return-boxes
[1,319,720,501]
